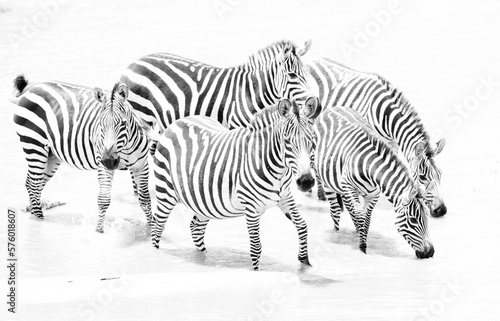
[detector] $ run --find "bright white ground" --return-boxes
[0,1,499,320]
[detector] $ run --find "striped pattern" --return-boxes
[313,107,434,258]
[308,58,447,217]
[151,98,320,270]
[120,40,313,132]
[12,76,152,232]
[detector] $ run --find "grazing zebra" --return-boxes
[151,97,321,270]
[307,58,446,219]
[11,75,152,232]
[313,107,434,258]
[120,40,314,135]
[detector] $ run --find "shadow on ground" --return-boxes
[327,227,408,258]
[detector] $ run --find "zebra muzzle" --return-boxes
[296,173,315,192]
[415,242,435,259]
[431,204,447,217]
[102,156,121,170]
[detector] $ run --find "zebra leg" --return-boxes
[131,163,152,227]
[151,159,178,249]
[42,155,62,189]
[190,215,209,252]
[316,179,327,201]
[244,212,263,270]
[24,145,53,219]
[325,191,342,231]
[363,194,380,239]
[96,166,115,233]
[277,192,310,266]
[342,186,368,253]
[129,170,138,196]
[25,173,45,219]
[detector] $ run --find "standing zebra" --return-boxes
[151,97,321,270]
[307,58,446,219]
[314,107,434,258]
[120,40,314,134]
[12,75,152,232]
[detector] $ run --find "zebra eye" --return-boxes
[418,174,428,182]
[409,217,418,224]
[288,72,297,79]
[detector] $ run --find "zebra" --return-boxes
[313,107,435,259]
[11,75,152,232]
[120,40,314,137]
[307,58,446,220]
[151,97,321,270]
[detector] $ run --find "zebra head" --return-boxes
[395,184,435,259]
[411,139,447,217]
[94,83,133,171]
[273,40,313,110]
[279,96,322,192]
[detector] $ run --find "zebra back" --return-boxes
[120,40,314,131]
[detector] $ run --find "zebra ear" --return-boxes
[304,96,322,120]
[414,142,425,157]
[434,138,446,156]
[278,99,292,118]
[116,83,129,101]
[94,88,105,103]
[297,40,312,57]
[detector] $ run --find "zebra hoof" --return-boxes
[317,193,327,201]
[152,241,159,249]
[359,243,367,254]
[253,266,259,271]
[95,228,104,234]
[334,226,339,232]
[299,256,312,267]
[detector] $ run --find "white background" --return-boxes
[0,0,499,320]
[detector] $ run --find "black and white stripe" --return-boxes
[12,75,152,232]
[120,40,314,133]
[308,58,447,217]
[151,97,320,270]
[313,107,434,259]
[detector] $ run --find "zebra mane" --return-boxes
[248,102,301,132]
[244,40,303,71]
[248,105,279,130]
[109,82,122,109]
[376,75,435,156]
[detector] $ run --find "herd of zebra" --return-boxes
[11,39,446,269]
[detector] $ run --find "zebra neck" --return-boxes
[370,89,432,161]
[246,124,285,179]
[239,66,280,108]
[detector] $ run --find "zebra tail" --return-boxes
[11,74,29,103]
